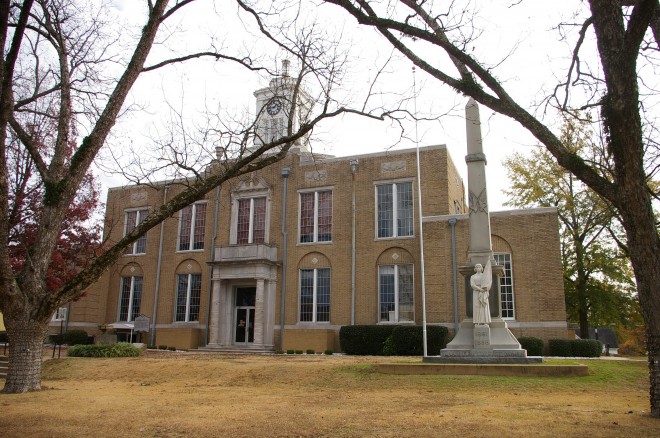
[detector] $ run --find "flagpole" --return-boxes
[413,66,428,357]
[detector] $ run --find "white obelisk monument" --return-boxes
[435,99,532,363]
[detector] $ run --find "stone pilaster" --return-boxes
[208,278,221,345]
[254,279,265,345]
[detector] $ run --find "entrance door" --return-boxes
[234,287,256,344]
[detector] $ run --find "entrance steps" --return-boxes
[196,345,274,355]
[0,355,8,379]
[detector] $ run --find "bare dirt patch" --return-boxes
[1,353,658,437]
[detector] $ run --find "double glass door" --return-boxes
[235,287,256,344]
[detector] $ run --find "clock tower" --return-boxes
[253,60,312,152]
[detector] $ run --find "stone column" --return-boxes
[208,279,221,345]
[254,279,265,345]
[465,98,493,266]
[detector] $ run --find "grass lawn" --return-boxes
[1,352,658,437]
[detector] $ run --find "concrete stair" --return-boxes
[0,355,8,379]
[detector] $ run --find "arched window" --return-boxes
[174,260,203,322]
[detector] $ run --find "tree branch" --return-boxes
[142,52,267,73]
[8,117,48,180]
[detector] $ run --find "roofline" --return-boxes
[422,206,558,223]
[107,144,449,191]
[301,144,447,165]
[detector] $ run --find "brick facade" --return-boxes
[61,145,568,352]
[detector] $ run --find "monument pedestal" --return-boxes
[429,318,541,364]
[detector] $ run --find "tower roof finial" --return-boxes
[282,59,290,77]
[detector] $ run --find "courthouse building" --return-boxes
[57,70,569,352]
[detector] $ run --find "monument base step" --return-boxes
[424,355,543,364]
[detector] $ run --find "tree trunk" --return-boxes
[648,330,660,418]
[578,304,589,340]
[620,203,660,418]
[1,315,48,393]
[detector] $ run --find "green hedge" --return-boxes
[340,325,396,355]
[548,339,602,357]
[340,325,449,356]
[67,342,142,358]
[572,339,602,357]
[548,339,573,356]
[390,326,449,356]
[50,330,91,346]
[518,337,544,356]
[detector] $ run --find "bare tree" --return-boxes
[324,0,660,417]
[0,0,401,393]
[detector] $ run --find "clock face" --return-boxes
[266,99,282,116]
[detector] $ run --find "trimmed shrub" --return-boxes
[286,349,295,354]
[572,339,602,358]
[339,325,396,355]
[274,350,284,354]
[426,326,450,355]
[306,349,315,355]
[147,345,156,350]
[158,345,168,350]
[68,342,142,358]
[390,325,450,356]
[66,330,91,345]
[382,336,396,356]
[518,337,544,356]
[167,346,176,351]
[548,338,603,357]
[50,330,91,346]
[548,339,573,357]
[323,349,333,355]
[340,325,449,356]
[390,326,423,356]
[295,350,303,354]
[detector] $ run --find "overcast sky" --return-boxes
[104,1,589,211]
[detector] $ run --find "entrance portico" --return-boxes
[207,244,278,350]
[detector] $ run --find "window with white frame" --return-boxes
[237,197,266,244]
[119,276,143,322]
[299,268,330,322]
[495,253,515,319]
[379,264,414,323]
[175,273,202,322]
[376,182,414,238]
[125,209,148,254]
[178,202,206,251]
[52,306,67,322]
[299,190,332,243]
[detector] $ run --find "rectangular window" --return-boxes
[495,253,515,319]
[119,276,143,322]
[175,273,202,322]
[376,182,413,238]
[179,203,206,251]
[237,197,266,244]
[299,268,330,323]
[125,209,148,254]
[52,306,67,322]
[379,264,414,323]
[299,190,332,243]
